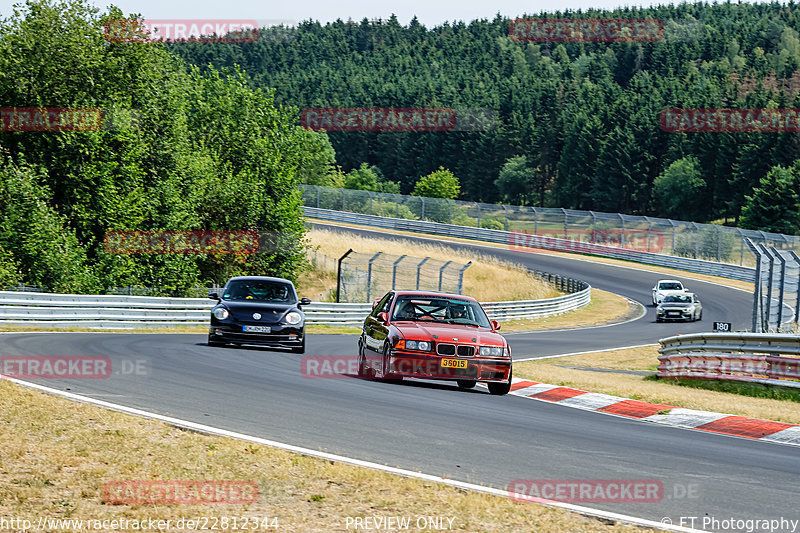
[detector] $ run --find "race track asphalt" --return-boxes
[3,225,795,532]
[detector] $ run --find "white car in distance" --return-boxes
[651,279,688,306]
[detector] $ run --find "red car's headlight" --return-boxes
[479,346,507,357]
[400,340,431,351]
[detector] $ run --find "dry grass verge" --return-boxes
[0,380,643,532]
[515,346,800,425]
[500,289,637,333]
[301,228,559,302]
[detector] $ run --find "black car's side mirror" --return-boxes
[299,297,312,306]
[208,292,220,300]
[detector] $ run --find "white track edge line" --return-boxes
[513,343,658,362]
[1,376,703,533]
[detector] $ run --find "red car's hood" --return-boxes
[393,321,505,347]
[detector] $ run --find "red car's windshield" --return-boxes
[391,296,491,328]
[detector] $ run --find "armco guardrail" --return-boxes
[304,207,756,283]
[658,332,800,389]
[0,277,590,328]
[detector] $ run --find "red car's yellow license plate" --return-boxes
[441,358,467,369]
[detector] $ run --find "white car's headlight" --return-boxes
[284,311,303,325]
[405,340,431,351]
[479,346,506,357]
[213,307,229,320]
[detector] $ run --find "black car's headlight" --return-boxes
[404,340,431,351]
[213,308,230,320]
[479,346,507,357]
[284,311,303,325]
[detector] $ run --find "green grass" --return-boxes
[645,375,800,403]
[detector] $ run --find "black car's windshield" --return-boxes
[664,294,691,303]
[392,296,491,328]
[659,282,683,290]
[222,280,296,303]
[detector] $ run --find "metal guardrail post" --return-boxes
[449,199,453,224]
[563,208,568,239]
[502,205,509,231]
[669,219,676,255]
[392,255,407,290]
[745,239,762,332]
[369,191,373,215]
[533,206,538,235]
[421,197,425,220]
[477,203,481,228]
[620,214,626,249]
[336,249,354,303]
[774,249,787,328]
[717,225,722,262]
[739,228,745,265]
[316,185,320,208]
[759,243,775,332]
[457,261,472,294]
[590,211,596,243]
[416,257,430,290]
[790,251,800,324]
[366,252,383,302]
[438,260,453,291]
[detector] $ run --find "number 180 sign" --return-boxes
[713,322,731,332]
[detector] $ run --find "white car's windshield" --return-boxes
[659,282,683,291]
[664,295,691,303]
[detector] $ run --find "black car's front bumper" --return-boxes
[208,323,304,348]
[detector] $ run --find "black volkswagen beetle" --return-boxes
[207,276,311,353]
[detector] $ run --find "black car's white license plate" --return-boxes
[244,325,271,333]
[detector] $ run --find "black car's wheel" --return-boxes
[290,337,305,354]
[207,335,224,347]
[457,380,476,389]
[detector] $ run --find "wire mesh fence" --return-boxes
[336,250,471,303]
[746,239,800,332]
[301,184,800,268]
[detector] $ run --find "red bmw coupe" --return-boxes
[358,291,512,395]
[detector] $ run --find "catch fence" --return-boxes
[336,250,471,303]
[302,184,800,268]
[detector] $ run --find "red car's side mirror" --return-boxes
[372,298,381,310]
[490,320,501,331]
[378,312,389,323]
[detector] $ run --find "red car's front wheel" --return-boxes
[381,344,403,382]
[487,366,512,395]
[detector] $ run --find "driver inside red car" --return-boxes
[394,300,416,320]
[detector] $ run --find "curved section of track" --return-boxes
[3,224,794,532]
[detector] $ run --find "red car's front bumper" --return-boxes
[387,351,511,382]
